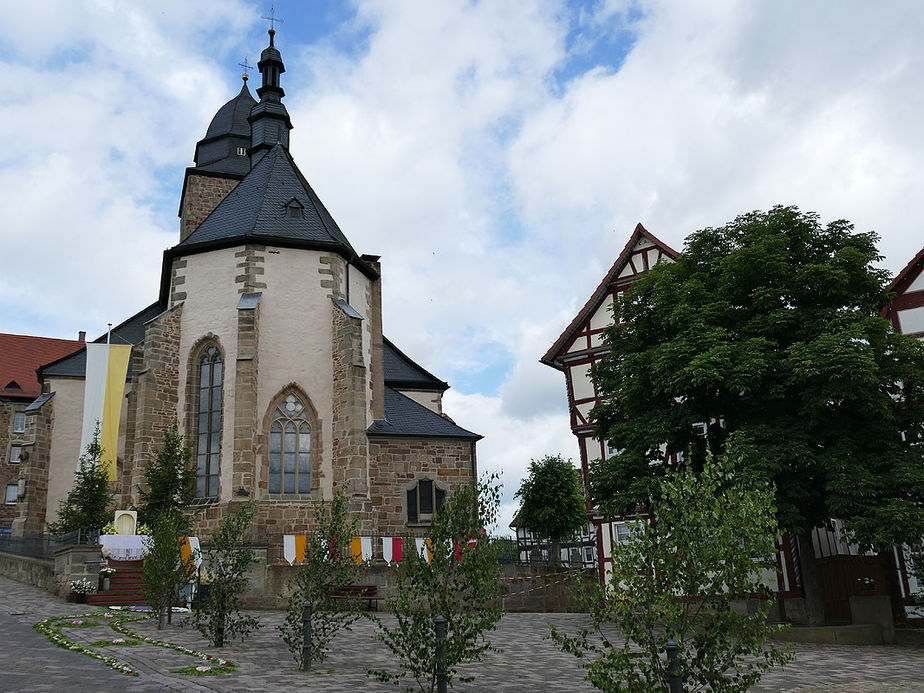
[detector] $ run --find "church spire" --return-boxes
[248,27,293,166]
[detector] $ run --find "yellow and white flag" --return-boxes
[80,342,132,480]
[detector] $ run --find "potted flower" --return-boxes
[69,578,95,603]
[99,566,116,591]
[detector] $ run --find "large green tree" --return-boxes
[514,454,587,562]
[589,206,924,624]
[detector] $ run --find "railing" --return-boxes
[0,529,102,561]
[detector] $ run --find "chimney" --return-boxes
[78,331,86,342]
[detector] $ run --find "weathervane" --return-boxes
[239,55,254,81]
[261,5,284,31]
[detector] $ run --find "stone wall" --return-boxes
[128,304,183,507]
[53,544,101,597]
[180,173,241,242]
[0,400,27,530]
[331,300,372,527]
[236,559,594,612]
[10,398,53,536]
[368,437,475,536]
[0,551,55,592]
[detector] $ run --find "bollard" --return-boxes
[301,601,312,671]
[665,638,683,693]
[434,614,447,693]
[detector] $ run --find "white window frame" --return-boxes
[12,412,26,433]
[9,445,22,464]
[4,484,16,504]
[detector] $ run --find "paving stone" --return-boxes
[0,576,921,692]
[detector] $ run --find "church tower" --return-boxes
[121,29,480,543]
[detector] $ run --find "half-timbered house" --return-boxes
[543,223,924,624]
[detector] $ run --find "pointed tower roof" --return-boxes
[541,223,678,369]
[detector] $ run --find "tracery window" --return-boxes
[195,346,222,498]
[269,394,311,494]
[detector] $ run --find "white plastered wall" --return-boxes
[43,377,130,525]
[175,248,241,504]
[398,389,442,414]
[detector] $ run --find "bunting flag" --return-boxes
[80,342,132,480]
[351,537,363,564]
[188,537,202,569]
[382,537,403,564]
[283,535,308,565]
[179,536,201,570]
[415,537,434,564]
[360,536,373,563]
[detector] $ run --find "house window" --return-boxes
[9,446,22,464]
[407,477,446,524]
[195,346,222,498]
[5,484,16,504]
[612,520,637,545]
[269,394,310,494]
[237,146,247,155]
[12,412,26,433]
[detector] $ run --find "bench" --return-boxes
[327,584,384,611]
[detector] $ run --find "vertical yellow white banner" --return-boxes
[80,343,132,480]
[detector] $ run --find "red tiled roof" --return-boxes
[0,333,84,399]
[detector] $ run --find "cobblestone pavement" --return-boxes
[0,576,922,692]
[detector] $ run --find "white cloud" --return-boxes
[4,0,924,512]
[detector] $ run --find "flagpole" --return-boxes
[106,323,112,346]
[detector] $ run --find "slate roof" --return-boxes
[40,302,164,379]
[383,338,449,391]
[178,143,359,259]
[204,82,256,140]
[0,334,84,399]
[367,387,480,439]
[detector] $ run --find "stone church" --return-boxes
[3,29,480,545]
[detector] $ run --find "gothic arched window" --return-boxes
[195,345,222,498]
[269,394,311,494]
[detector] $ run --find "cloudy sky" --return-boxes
[2,0,923,532]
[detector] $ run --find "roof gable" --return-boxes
[541,223,678,368]
[0,334,84,398]
[889,244,924,296]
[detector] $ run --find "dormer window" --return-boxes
[237,147,247,156]
[285,198,304,219]
[4,381,21,391]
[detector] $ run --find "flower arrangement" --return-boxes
[102,522,117,535]
[70,578,96,595]
[99,566,116,578]
[34,614,139,676]
[136,523,152,536]
[33,612,236,678]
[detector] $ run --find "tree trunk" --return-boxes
[796,531,826,626]
[158,593,167,630]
